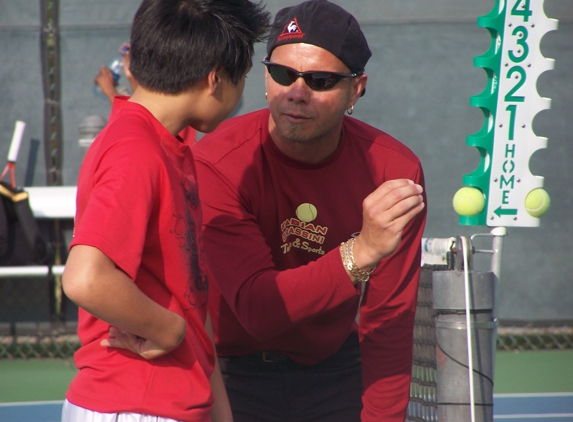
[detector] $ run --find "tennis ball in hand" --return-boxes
[453,187,485,216]
[525,188,550,218]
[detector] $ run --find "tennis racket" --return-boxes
[0,120,26,188]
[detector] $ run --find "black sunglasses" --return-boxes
[262,59,363,92]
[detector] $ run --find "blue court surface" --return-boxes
[0,401,63,422]
[494,393,573,421]
[1,393,572,421]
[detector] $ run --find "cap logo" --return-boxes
[277,18,305,41]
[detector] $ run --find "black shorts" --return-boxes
[219,332,362,422]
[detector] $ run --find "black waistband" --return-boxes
[223,332,359,366]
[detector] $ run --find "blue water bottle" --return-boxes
[93,45,130,100]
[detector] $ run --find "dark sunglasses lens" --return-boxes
[306,73,340,91]
[268,65,294,86]
[266,63,345,91]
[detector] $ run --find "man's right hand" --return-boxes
[353,179,425,269]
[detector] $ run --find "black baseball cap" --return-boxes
[266,0,371,74]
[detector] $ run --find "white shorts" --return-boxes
[61,399,183,422]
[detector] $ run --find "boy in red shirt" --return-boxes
[61,1,270,421]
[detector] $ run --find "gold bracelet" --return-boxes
[339,237,376,283]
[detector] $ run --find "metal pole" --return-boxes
[40,0,64,324]
[471,227,507,375]
[433,237,495,422]
[40,0,63,187]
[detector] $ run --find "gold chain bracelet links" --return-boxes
[339,237,376,283]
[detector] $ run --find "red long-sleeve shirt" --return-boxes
[194,108,427,421]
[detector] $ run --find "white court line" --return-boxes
[0,400,63,407]
[495,414,573,419]
[495,392,573,398]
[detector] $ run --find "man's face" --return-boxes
[265,43,366,147]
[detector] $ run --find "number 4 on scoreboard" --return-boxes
[511,0,533,21]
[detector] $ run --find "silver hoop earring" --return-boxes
[346,104,354,115]
[265,92,268,100]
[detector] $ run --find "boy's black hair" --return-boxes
[130,0,270,93]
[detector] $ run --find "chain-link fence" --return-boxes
[0,270,571,360]
[0,271,78,359]
[0,321,78,359]
[497,321,573,351]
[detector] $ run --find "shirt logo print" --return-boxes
[172,178,208,309]
[280,203,327,256]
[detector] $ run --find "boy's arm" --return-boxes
[206,313,233,422]
[62,244,186,360]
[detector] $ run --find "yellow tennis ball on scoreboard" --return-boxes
[452,187,485,217]
[525,188,550,218]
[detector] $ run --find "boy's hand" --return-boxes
[101,326,180,360]
[63,245,187,359]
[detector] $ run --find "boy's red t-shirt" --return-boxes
[67,97,214,421]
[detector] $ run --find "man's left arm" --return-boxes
[359,166,427,421]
